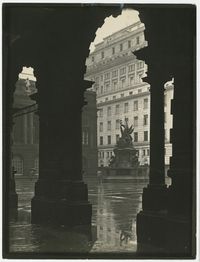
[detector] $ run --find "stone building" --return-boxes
[12,68,39,176]
[85,21,173,167]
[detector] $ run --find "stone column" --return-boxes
[136,73,168,247]
[165,63,195,255]
[31,75,92,226]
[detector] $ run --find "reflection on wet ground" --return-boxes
[9,176,170,255]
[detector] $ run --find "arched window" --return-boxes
[12,156,23,175]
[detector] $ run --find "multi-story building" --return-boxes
[12,68,39,176]
[85,21,173,167]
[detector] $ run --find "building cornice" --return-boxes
[85,41,147,77]
[91,22,144,54]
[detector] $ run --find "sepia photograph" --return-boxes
[2,2,197,259]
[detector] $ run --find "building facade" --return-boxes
[12,68,39,176]
[85,22,173,167]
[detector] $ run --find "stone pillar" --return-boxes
[136,6,195,255]
[136,74,168,247]
[166,63,195,255]
[31,76,92,226]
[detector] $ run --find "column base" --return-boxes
[31,179,92,226]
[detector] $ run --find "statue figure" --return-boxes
[118,118,134,147]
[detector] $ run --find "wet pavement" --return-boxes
[9,176,171,256]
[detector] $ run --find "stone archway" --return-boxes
[4,4,195,256]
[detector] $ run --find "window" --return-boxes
[99,122,103,132]
[105,72,110,80]
[116,119,120,130]
[144,98,148,109]
[137,61,144,70]
[121,93,124,97]
[120,67,126,75]
[147,149,150,156]
[128,64,135,72]
[128,40,131,48]
[129,75,135,85]
[105,83,110,92]
[144,131,148,141]
[112,47,115,54]
[92,56,94,62]
[120,43,123,51]
[134,132,138,142]
[101,75,103,81]
[105,97,108,101]
[101,51,104,59]
[107,135,111,145]
[134,116,138,127]
[95,76,99,83]
[107,121,111,131]
[115,104,120,115]
[102,151,104,158]
[116,134,120,142]
[129,91,133,95]
[134,100,138,111]
[82,130,89,145]
[100,86,103,94]
[124,102,129,113]
[112,70,118,78]
[138,73,143,83]
[138,88,142,93]
[113,96,116,100]
[100,136,103,145]
[121,78,126,88]
[107,152,109,158]
[143,114,148,125]
[107,106,111,116]
[12,156,23,174]
[143,150,146,156]
[136,36,140,45]
[113,81,117,90]
[99,108,103,117]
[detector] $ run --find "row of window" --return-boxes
[91,36,141,62]
[94,62,144,84]
[98,99,148,117]
[99,131,148,145]
[100,88,144,103]
[97,73,144,95]
[99,115,148,132]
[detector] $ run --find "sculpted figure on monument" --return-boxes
[118,118,134,147]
